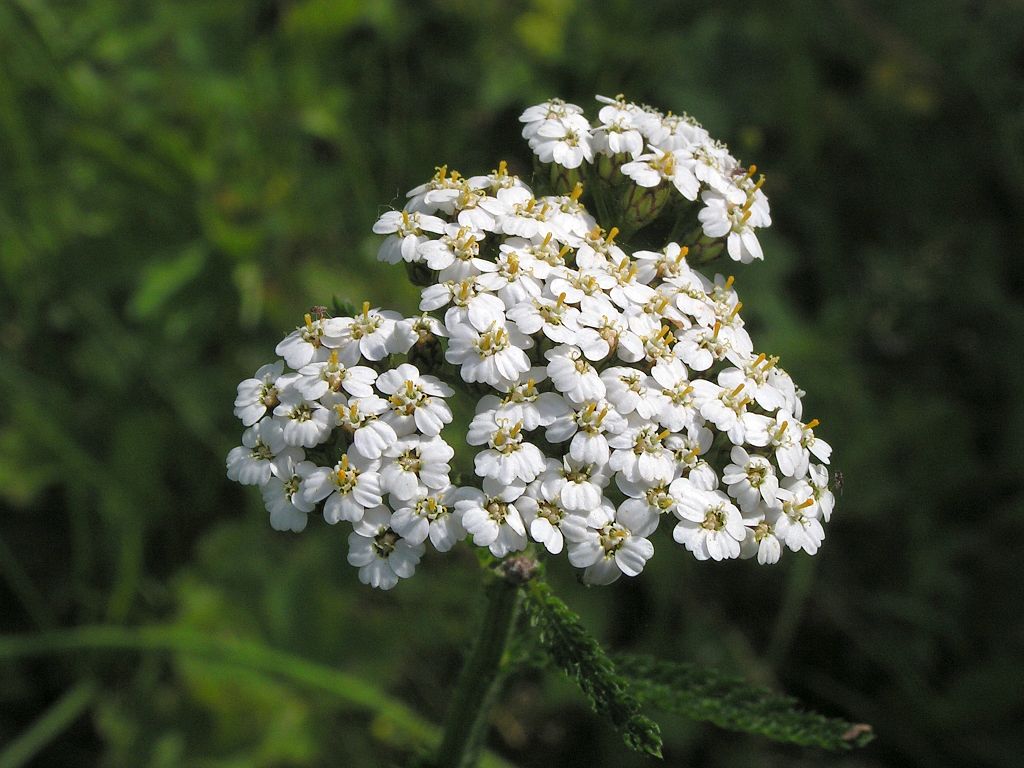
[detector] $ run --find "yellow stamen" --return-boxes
[656,429,671,442]
[740,209,753,224]
[406,380,415,397]
[725,275,735,290]
[556,292,566,308]
[401,210,410,227]
[541,232,553,248]
[497,160,508,176]
[510,421,523,438]
[435,164,447,180]
[712,321,721,339]
[744,164,758,179]
[596,407,609,425]
[362,301,370,318]
[730,384,745,398]
[683,447,699,462]
[797,498,815,510]
[570,182,584,201]
[675,245,689,264]
[329,349,339,365]
[805,419,820,430]
[493,430,506,446]
[730,301,744,320]
[606,226,619,244]
[303,313,313,329]
[774,421,790,441]
[584,402,597,417]
[753,353,766,367]
[750,175,766,193]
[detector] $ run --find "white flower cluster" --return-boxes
[227,94,837,590]
[522,95,771,263]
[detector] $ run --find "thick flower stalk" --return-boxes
[227,94,836,590]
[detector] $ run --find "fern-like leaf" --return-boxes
[522,581,663,758]
[615,654,873,750]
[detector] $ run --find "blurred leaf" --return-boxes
[129,244,207,320]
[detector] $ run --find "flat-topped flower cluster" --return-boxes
[227,95,836,590]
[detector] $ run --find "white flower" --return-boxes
[592,95,645,158]
[670,477,747,561]
[748,411,807,478]
[419,224,485,279]
[648,358,702,433]
[474,248,544,308]
[347,506,425,590]
[376,363,454,437]
[716,354,786,411]
[456,482,529,557]
[676,322,737,371]
[404,164,466,215]
[744,516,783,565]
[546,345,606,403]
[800,418,832,464]
[234,361,285,426]
[272,388,336,448]
[722,446,779,513]
[620,146,700,200]
[771,484,825,554]
[262,458,317,532]
[421,279,506,332]
[474,371,569,431]
[275,313,345,369]
[806,464,836,522]
[294,350,378,401]
[562,501,657,585]
[226,418,301,486]
[468,412,546,485]
[390,485,466,552]
[690,379,767,445]
[301,453,383,525]
[372,209,447,264]
[617,474,677,521]
[380,435,454,502]
[334,395,398,460]
[335,304,409,364]
[529,117,594,169]
[517,478,575,555]
[507,294,581,344]
[698,190,764,263]
[545,399,625,466]
[445,321,532,388]
[536,455,611,513]
[608,423,677,484]
[601,366,660,420]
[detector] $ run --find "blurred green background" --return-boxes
[2,0,1022,766]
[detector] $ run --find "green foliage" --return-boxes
[616,654,874,751]
[522,581,663,758]
[1,0,1023,765]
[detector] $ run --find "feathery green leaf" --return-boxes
[522,581,662,758]
[616,654,874,750]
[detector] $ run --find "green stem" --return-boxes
[432,574,522,768]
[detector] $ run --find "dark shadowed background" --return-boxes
[1,1,1022,766]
